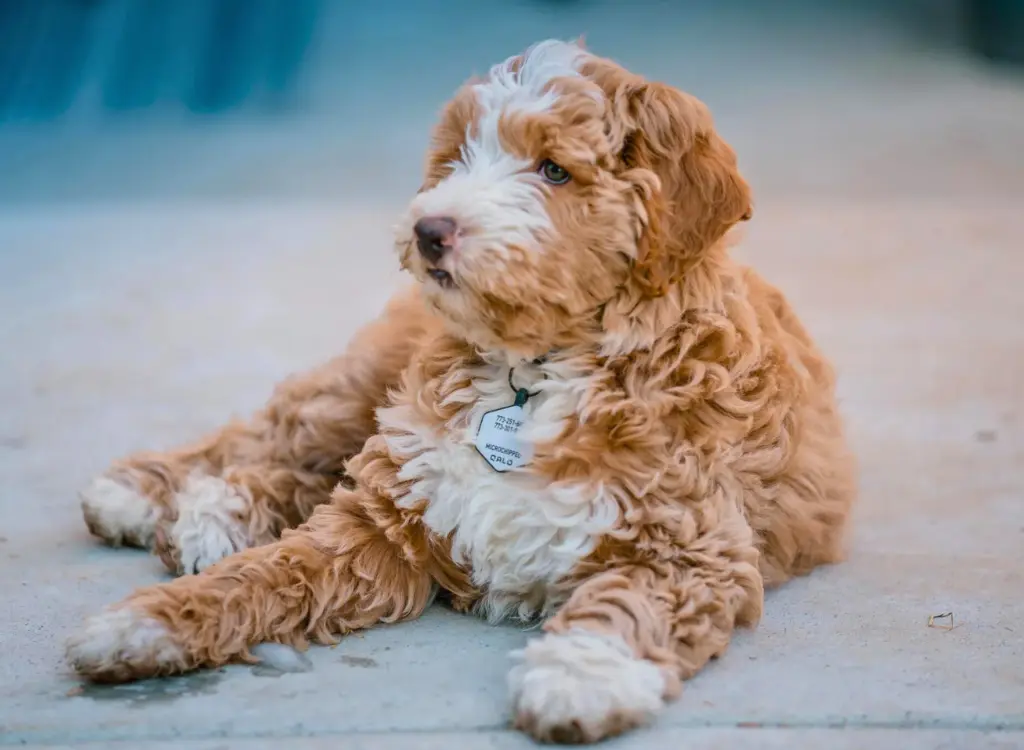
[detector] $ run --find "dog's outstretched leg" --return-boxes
[79,286,438,574]
[509,502,764,744]
[67,485,435,682]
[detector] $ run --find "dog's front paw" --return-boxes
[508,629,666,744]
[66,607,186,683]
[157,474,250,575]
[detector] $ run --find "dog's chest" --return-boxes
[381,365,618,621]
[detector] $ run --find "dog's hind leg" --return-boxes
[79,286,438,574]
[67,483,436,683]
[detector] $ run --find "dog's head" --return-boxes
[395,39,752,360]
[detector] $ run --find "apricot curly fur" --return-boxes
[67,39,855,745]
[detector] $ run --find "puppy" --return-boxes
[68,39,856,744]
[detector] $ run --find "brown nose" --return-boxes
[414,216,457,263]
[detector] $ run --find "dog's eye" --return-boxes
[539,159,571,185]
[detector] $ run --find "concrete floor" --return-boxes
[1,3,1022,748]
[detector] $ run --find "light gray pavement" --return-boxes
[1,2,1022,748]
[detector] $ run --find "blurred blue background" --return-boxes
[0,0,1021,206]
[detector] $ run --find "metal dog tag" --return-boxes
[474,399,533,473]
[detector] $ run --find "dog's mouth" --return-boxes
[426,267,456,289]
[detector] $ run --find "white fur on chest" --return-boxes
[377,361,619,622]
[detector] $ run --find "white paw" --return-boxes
[171,475,250,574]
[66,607,185,682]
[80,477,161,548]
[509,629,666,744]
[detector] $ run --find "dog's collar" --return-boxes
[507,359,547,406]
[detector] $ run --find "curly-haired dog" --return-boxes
[67,39,856,744]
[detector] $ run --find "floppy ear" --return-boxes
[618,82,752,296]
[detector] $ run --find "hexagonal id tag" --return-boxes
[474,390,533,473]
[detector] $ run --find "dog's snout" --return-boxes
[414,216,457,263]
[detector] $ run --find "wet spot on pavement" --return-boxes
[67,669,224,706]
[340,655,378,668]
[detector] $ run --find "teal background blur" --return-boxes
[0,1,1019,205]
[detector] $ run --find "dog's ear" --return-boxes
[616,81,752,296]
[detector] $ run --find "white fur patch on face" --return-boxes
[170,474,250,574]
[478,39,591,116]
[80,476,162,549]
[407,40,593,265]
[379,357,619,622]
[509,628,666,743]
[66,606,184,679]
